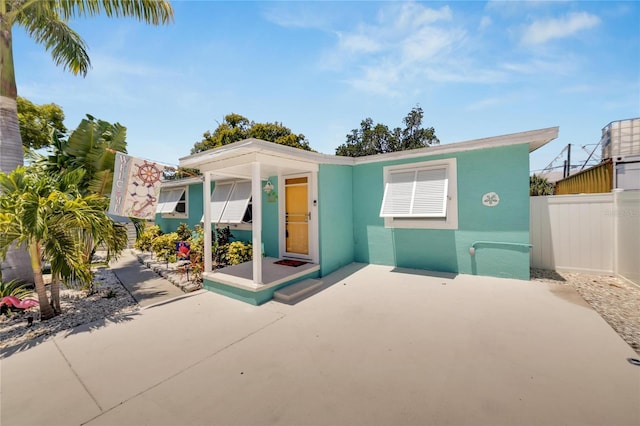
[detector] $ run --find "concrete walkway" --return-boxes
[110,251,185,307]
[2,264,639,426]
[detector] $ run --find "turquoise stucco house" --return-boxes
[155,127,559,304]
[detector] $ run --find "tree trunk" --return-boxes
[0,17,32,284]
[50,272,61,315]
[28,242,56,320]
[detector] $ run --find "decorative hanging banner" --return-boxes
[108,152,166,219]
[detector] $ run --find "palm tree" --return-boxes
[0,0,173,282]
[0,165,127,319]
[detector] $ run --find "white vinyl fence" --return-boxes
[530,191,639,285]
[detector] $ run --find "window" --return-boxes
[205,180,252,226]
[380,158,457,229]
[157,187,187,218]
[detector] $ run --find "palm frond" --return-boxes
[54,0,174,25]
[18,7,91,76]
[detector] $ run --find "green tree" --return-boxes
[17,96,67,150]
[336,105,439,157]
[0,166,127,319]
[191,113,313,154]
[530,174,555,196]
[42,115,127,197]
[0,0,173,283]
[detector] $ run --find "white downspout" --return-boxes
[252,162,263,285]
[204,171,212,273]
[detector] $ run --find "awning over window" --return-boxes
[156,188,185,213]
[205,181,252,224]
[380,167,448,218]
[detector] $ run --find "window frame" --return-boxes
[380,158,458,230]
[158,187,188,219]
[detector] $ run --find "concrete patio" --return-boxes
[2,263,638,426]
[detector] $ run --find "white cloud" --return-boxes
[479,16,492,30]
[521,12,600,45]
[337,33,381,54]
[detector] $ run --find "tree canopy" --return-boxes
[191,113,313,154]
[530,174,555,196]
[17,96,67,150]
[335,106,439,157]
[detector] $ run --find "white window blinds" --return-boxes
[380,167,448,218]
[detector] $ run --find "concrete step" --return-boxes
[273,279,323,305]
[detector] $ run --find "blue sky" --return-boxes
[14,1,640,174]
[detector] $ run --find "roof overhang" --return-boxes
[179,127,559,175]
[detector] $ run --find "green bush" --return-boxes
[225,241,252,265]
[176,222,192,241]
[151,232,179,263]
[134,225,161,252]
[0,280,31,299]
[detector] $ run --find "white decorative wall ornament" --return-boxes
[482,192,500,207]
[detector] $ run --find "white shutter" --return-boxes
[380,167,447,218]
[219,181,252,223]
[209,182,234,223]
[156,188,185,213]
[380,171,417,217]
[413,168,447,217]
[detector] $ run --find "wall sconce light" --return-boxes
[263,180,274,193]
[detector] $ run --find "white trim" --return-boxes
[203,172,212,273]
[382,158,458,230]
[252,162,263,285]
[179,127,559,170]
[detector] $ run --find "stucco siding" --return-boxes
[318,164,355,276]
[352,144,531,280]
[155,182,205,233]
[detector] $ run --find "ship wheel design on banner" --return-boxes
[129,160,164,218]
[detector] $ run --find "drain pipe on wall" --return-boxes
[468,241,533,256]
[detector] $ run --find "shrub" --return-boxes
[176,222,192,241]
[225,241,252,265]
[134,225,161,252]
[151,232,179,263]
[0,280,31,299]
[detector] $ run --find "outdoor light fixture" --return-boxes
[263,180,274,193]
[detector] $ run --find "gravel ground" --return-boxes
[0,266,138,354]
[2,265,638,356]
[531,269,640,355]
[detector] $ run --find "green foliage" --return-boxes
[335,105,439,157]
[41,115,128,197]
[187,225,205,281]
[224,241,253,265]
[176,222,192,241]
[214,226,234,266]
[151,232,179,263]
[0,165,128,317]
[135,225,162,252]
[17,96,67,150]
[0,280,31,300]
[191,113,313,154]
[530,174,555,196]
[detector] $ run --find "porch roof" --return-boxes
[178,127,559,175]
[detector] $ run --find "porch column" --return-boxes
[203,171,212,273]
[252,162,263,285]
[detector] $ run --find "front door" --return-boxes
[284,175,310,258]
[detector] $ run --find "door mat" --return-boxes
[274,259,308,267]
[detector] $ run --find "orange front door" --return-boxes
[285,176,309,256]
